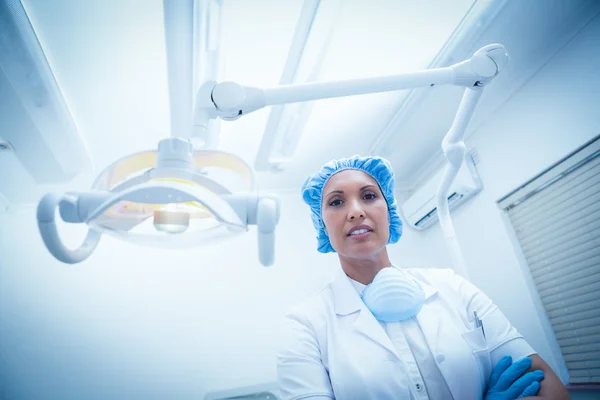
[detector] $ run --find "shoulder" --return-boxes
[404,267,496,316]
[403,266,459,287]
[403,267,477,300]
[403,266,455,278]
[278,282,335,355]
[284,282,335,328]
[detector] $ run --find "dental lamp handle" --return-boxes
[257,197,280,267]
[37,193,102,264]
[225,194,281,267]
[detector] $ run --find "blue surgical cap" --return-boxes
[301,155,403,253]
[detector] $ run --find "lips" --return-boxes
[347,224,373,236]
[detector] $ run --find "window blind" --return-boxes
[498,135,600,384]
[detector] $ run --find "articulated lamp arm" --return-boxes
[193,44,508,131]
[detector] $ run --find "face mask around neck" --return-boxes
[361,266,425,322]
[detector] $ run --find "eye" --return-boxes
[364,192,378,200]
[328,198,343,207]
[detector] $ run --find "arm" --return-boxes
[519,354,570,400]
[450,269,570,399]
[277,312,335,400]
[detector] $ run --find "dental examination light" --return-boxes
[37,0,281,267]
[37,28,508,270]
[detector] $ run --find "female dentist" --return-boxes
[277,156,570,400]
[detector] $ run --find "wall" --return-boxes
[389,13,600,399]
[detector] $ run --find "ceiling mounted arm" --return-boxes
[163,0,194,139]
[164,0,223,147]
[433,45,509,279]
[192,44,508,131]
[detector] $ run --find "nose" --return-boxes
[347,199,365,220]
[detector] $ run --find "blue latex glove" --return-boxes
[517,381,541,398]
[484,355,544,400]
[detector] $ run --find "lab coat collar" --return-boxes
[332,266,438,316]
[331,266,439,359]
[332,267,365,316]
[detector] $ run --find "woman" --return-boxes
[277,156,569,400]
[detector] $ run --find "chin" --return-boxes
[342,242,385,259]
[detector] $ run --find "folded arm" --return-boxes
[519,354,570,400]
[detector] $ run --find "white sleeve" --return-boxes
[277,311,335,400]
[451,270,537,367]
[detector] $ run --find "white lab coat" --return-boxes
[277,267,535,400]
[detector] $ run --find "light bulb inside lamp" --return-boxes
[153,209,190,234]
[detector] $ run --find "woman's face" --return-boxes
[321,170,390,258]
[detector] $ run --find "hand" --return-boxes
[484,355,544,400]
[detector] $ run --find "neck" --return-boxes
[339,247,391,285]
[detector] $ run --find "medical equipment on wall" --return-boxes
[36,1,509,272]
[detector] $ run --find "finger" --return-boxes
[495,356,533,391]
[488,355,513,390]
[506,370,544,398]
[517,381,541,399]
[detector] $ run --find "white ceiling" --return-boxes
[18,0,474,199]
[5,0,597,203]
